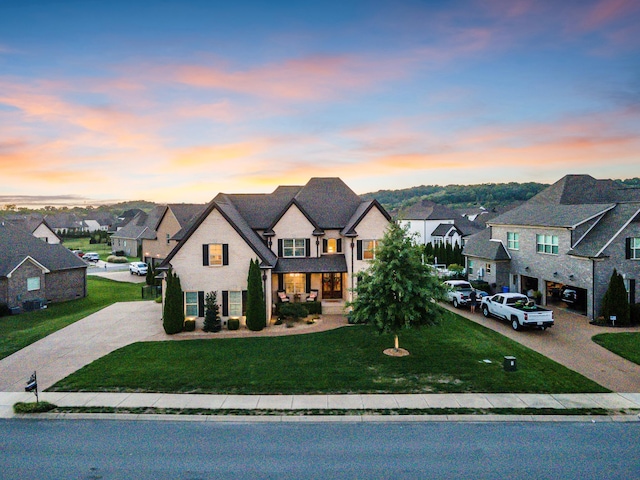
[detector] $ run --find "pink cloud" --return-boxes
[579,0,640,31]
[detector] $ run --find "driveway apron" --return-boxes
[0,302,163,392]
[443,303,640,392]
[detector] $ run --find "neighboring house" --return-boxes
[141,204,205,267]
[456,206,488,222]
[398,200,483,247]
[82,219,103,232]
[461,227,511,292]
[109,208,144,234]
[0,222,87,310]
[159,178,391,325]
[110,207,165,258]
[44,213,86,234]
[6,216,60,244]
[463,174,640,320]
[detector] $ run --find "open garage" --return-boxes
[546,280,587,316]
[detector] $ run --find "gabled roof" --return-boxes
[5,217,58,239]
[160,178,391,270]
[463,227,511,261]
[167,204,206,228]
[111,206,166,240]
[569,203,640,258]
[0,222,86,277]
[401,200,458,221]
[527,174,640,205]
[43,212,84,230]
[432,223,460,237]
[488,203,615,228]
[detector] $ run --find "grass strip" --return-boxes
[592,333,640,366]
[47,406,617,416]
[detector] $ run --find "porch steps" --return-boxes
[321,300,346,315]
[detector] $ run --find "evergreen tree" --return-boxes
[163,269,184,334]
[348,223,448,352]
[600,269,630,325]
[245,259,266,331]
[145,263,154,286]
[203,291,221,332]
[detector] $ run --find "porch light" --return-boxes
[525,266,530,272]
[553,272,558,277]
[569,274,574,280]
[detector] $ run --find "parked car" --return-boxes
[444,280,474,308]
[481,293,554,331]
[129,262,148,275]
[561,288,577,304]
[83,252,100,262]
[71,250,84,258]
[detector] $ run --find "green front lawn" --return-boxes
[592,333,640,365]
[50,309,607,394]
[0,277,143,360]
[61,237,137,262]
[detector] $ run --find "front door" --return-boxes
[322,273,342,299]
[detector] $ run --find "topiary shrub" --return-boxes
[163,269,184,334]
[183,319,196,331]
[228,318,240,330]
[245,259,266,331]
[106,255,128,263]
[600,269,630,325]
[203,291,222,332]
[0,302,11,318]
[13,401,57,414]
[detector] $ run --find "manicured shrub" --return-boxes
[163,269,184,334]
[600,269,630,325]
[228,318,240,330]
[183,319,196,332]
[245,259,266,331]
[279,303,309,324]
[304,301,322,315]
[0,302,11,317]
[203,291,222,332]
[13,401,57,414]
[106,255,128,263]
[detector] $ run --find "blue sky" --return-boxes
[1,0,639,205]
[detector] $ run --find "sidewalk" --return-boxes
[3,392,640,420]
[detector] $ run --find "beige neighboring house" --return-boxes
[6,217,60,244]
[159,178,391,325]
[110,207,166,258]
[142,204,205,267]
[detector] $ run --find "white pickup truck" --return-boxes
[481,293,554,331]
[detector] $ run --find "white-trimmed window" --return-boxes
[628,238,640,260]
[536,234,558,255]
[468,260,474,275]
[283,239,306,257]
[326,238,337,253]
[208,244,223,266]
[185,292,198,317]
[507,232,519,250]
[485,263,492,274]
[363,240,378,260]
[229,291,242,317]
[27,277,40,291]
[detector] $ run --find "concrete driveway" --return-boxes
[0,301,164,392]
[442,303,640,392]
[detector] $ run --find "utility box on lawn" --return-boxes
[503,356,517,372]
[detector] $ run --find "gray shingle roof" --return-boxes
[432,223,458,236]
[462,227,511,261]
[527,174,640,205]
[569,203,640,258]
[168,204,206,228]
[111,206,167,240]
[0,222,87,277]
[488,203,615,228]
[273,255,348,273]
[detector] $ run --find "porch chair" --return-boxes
[277,290,290,303]
[306,289,318,302]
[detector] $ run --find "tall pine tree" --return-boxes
[600,269,630,325]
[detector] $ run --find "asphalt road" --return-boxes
[2,420,639,479]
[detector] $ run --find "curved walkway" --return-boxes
[0,301,347,392]
[442,303,640,392]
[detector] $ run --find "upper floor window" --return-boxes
[203,243,229,266]
[536,234,558,255]
[485,263,492,274]
[363,240,378,260]
[283,239,306,257]
[627,238,640,260]
[323,238,342,254]
[507,232,519,250]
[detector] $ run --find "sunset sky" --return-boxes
[1,0,639,205]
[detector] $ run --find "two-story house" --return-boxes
[463,175,640,320]
[110,207,166,258]
[159,178,391,326]
[141,204,205,267]
[398,200,482,248]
